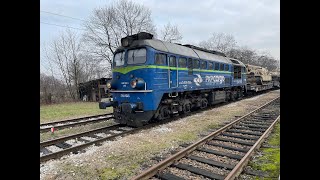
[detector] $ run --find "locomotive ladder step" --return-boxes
[40,147,52,155]
[213,137,255,146]
[221,132,259,140]
[188,155,235,169]
[55,142,72,149]
[227,129,263,136]
[157,172,186,180]
[233,125,266,132]
[197,147,243,160]
[173,163,225,180]
[238,123,270,129]
[207,142,250,153]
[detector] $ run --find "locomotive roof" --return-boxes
[116,39,236,64]
[229,58,246,67]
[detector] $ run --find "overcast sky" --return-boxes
[40,0,280,67]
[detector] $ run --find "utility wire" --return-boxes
[40,21,86,31]
[40,10,88,22]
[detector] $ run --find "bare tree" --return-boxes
[228,46,257,65]
[256,55,279,71]
[43,29,85,100]
[83,0,156,64]
[40,73,66,104]
[160,22,183,43]
[199,33,237,53]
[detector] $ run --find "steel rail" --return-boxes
[40,126,139,163]
[40,120,167,163]
[225,115,280,179]
[40,115,114,133]
[40,124,121,148]
[131,96,280,180]
[40,113,113,127]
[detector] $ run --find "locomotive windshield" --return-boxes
[114,51,125,67]
[127,48,146,65]
[114,48,147,67]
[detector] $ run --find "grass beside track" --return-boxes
[243,121,280,180]
[40,102,112,123]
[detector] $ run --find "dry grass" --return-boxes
[40,102,113,124]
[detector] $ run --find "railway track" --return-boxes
[40,113,113,133]
[132,96,280,180]
[40,123,132,163]
[40,121,174,163]
[40,90,278,164]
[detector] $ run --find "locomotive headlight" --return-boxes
[130,79,137,88]
[106,81,112,89]
[130,78,145,89]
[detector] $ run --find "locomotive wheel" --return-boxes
[158,105,170,120]
[184,103,191,113]
[200,99,208,109]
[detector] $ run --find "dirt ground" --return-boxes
[40,90,280,180]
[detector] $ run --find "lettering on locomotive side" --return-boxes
[120,94,130,97]
[179,81,192,85]
[121,82,129,87]
[233,79,242,84]
[205,75,225,84]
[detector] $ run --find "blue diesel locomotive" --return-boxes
[103,32,247,127]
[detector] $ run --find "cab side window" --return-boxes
[169,56,176,67]
[178,57,187,68]
[208,62,213,70]
[220,64,224,71]
[214,63,219,70]
[225,64,229,71]
[193,59,200,69]
[155,53,167,65]
[201,61,207,69]
[188,58,193,75]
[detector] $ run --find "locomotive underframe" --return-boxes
[113,86,245,127]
